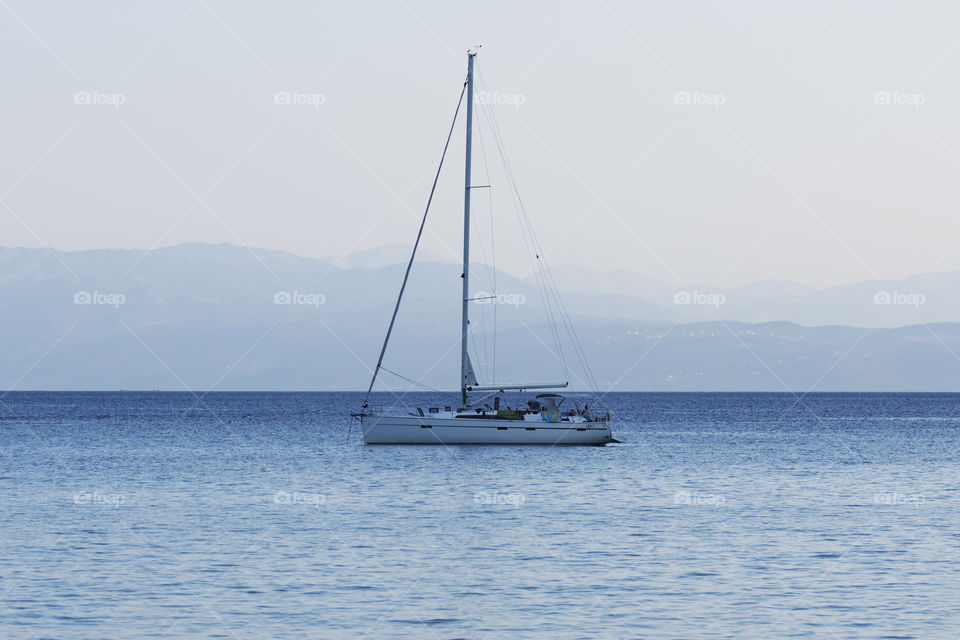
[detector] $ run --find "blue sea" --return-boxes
[1,392,958,639]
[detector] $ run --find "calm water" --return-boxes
[1,392,958,639]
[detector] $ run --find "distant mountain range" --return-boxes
[328,244,960,329]
[3,243,960,391]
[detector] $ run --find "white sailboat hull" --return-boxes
[361,413,613,445]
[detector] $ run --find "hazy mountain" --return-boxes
[3,243,960,391]
[321,243,452,269]
[541,264,960,328]
[530,265,680,302]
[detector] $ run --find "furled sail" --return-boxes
[463,353,478,387]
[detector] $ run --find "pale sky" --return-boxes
[3,0,960,288]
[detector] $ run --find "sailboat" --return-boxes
[354,48,614,445]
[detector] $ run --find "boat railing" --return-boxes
[351,405,386,418]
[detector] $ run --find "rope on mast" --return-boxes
[361,81,468,409]
[379,366,441,392]
[474,90,499,384]
[475,62,603,401]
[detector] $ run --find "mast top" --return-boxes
[467,45,481,56]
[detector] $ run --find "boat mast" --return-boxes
[460,49,477,408]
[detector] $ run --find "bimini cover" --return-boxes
[535,393,565,411]
[536,393,563,422]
